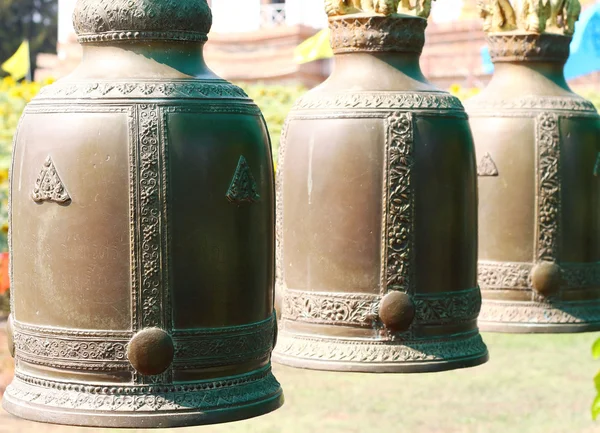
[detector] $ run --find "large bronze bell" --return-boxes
[2,0,283,427]
[466,0,600,332]
[272,3,489,373]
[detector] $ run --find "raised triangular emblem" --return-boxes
[226,156,260,205]
[32,156,71,204]
[477,152,499,177]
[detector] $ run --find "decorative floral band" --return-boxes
[328,15,427,54]
[281,288,481,327]
[486,33,571,63]
[478,261,600,290]
[12,315,276,372]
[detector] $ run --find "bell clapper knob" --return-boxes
[379,291,416,333]
[127,328,174,376]
[531,261,563,297]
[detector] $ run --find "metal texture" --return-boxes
[2,0,283,427]
[272,13,488,373]
[465,32,600,333]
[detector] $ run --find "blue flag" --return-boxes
[480,3,600,80]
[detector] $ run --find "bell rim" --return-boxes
[478,321,600,334]
[272,351,489,374]
[1,366,284,428]
[272,332,489,374]
[2,382,284,429]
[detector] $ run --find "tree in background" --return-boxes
[0,0,58,76]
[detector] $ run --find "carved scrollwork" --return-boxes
[73,0,212,43]
[6,367,281,412]
[36,81,249,100]
[535,112,561,262]
[275,332,487,363]
[282,289,482,327]
[385,112,415,292]
[486,33,571,63]
[329,15,427,54]
[465,95,598,115]
[479,261,600,290]
[294,92,464,112]
[480,300,600,324]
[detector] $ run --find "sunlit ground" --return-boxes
[0,325,598,433]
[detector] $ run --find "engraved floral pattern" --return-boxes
[283,292,379,327]
[385,113,415,292]
[282,289,481,326]
[31,156,71,204]
[465,96,597,113]
[480,300,600,324]
[275,333,487,363]
[36,81,249,100]
[536,112,561,262]
[6,368,281,412]
[486,33,571,63]
[329,15,426,54]
[294,92,464,111]
[73,0,212,43]
[136,105,164,328]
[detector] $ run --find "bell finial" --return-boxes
[73,0,212,43]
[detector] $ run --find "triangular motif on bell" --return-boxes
[477,152,499,177]
[32,156,71,204]
[226,155,260,205]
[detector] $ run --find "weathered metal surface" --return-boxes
[272,7,488,373]
[465,8,600,332]
[1,0,283,427]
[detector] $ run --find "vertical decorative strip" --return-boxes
[129,106,139,333]
[535,113,561,262]
[275,119,289,310]
[134,104,170,384]
[384,112,415,294]
[159,107,171,331]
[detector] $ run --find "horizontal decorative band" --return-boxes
[173,316,276,369]
[293,92,464,111]
[274,332,487,363]
[77,31,208,44]
[6,366,281,412]
[486,33,571,63]
[13,316,276,371]
[282,288,481,327]
[479,300,600,324]
[36,81,249,100]
[478,261,600,290]
[465,96,597,114]
[329,15,426,54]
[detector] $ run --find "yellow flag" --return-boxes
[294,29,333,64]
[2,41,30,81]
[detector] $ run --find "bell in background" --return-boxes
[465,0,600,332]
[2,0,283,427]
[273,1,489,373]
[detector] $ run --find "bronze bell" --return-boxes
[465,0,600,332]
[272,3,489,373]
[2,0,283,427]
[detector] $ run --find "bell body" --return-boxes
[273,15,488,373]
[465,33,600,333]
[2,0,283,428]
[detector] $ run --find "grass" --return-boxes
[0,331,599,433]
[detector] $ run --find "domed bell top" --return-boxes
[73,0,212,43]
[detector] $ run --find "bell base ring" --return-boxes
[272,332,489,374]
[478,300,600,334]
[2,368,283,429]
